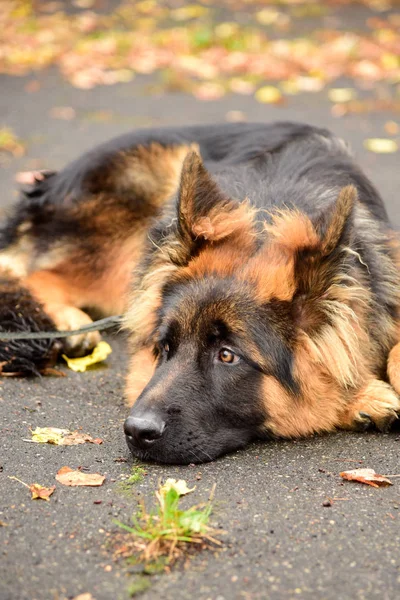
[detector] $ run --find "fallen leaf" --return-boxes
[72,594,96,600]
[29,483,56,501]
[62,341,112,372]
[9,476,56,500]
[328,88,356,103]
[384,121,399,135]
[56,466,106,487]
[159,478,195,497]
[364,138,398,154]
[30,427,69,444]
[340,468,393,488]
[255,86,282,104]
[29,426,102,445]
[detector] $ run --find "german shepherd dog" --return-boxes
[1,122,400,464]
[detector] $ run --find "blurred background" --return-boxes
[0,0,399,218]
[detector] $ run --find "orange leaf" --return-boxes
[340,468,393,488]
[56,466,105,487]
[29,483,56,501]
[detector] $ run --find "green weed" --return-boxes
[115,479,222,565]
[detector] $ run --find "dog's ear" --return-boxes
[315,185,356,256]
[177,151,255,244]
[249,185,357,303]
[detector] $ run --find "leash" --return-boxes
[0,315,123,341]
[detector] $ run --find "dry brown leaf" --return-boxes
[29,483,56,501]
[56,466,105,487]
[340,468,393,488]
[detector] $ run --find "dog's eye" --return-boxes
[217,347,240,365]
[163,342,170,354]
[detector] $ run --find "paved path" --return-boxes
[1,61,400,600]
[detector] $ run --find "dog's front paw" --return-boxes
[45,304,101,357]
[340,379,400,433]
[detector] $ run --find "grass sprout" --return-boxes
[115,479,223,565]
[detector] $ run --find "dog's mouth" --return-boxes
[125,433,218,465]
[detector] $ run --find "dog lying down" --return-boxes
[1,121,400,464]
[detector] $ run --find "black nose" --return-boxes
[124,414,166,449]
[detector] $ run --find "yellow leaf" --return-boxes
[31,427,69,444]
[62,341,112,372]
[328,88,356,103]
[29,427,103,445]
[364,138,398,154]
[255,86,282,104]
[160,479,196,497]
[256,9,280,26]
[30,483,56,501]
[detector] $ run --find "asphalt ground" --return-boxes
[1,30,400,600]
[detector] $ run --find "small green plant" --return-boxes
[115,479,222,565]
[127,575,151,597]
[126,466,146,485]
[117,466,146,495]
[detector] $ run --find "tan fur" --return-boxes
[125,346,156,407]
[388,342,400,395]
[338,379,400,430]
[116,143,199,206]
[262,344,349,438]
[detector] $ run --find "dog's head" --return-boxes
[124,151,372,464]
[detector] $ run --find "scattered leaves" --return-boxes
[62,341,112,372]
[340,468,393,488]
[364,138,398,153]
[0,0,398,105]
[29,426,102,445]
[56,466,106,487]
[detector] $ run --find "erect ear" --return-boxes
[317,185,357,256]
[177,151,255,244]
[250,185,358,303]
[265,185,357,259]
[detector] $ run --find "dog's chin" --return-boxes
[125,436,216,465]
[125,429,258,465]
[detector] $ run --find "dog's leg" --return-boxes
[23,270,102,356]
[338,379,400,432]
[387,342,400,395]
